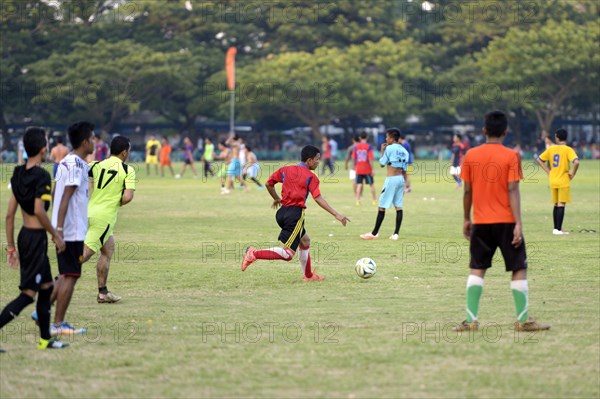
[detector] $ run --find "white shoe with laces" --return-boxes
[389,234,399,241]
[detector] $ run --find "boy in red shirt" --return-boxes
[353,131,377,205]
[241,145,349,281]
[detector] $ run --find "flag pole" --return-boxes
[229,90,235,133]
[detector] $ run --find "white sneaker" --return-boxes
[389,234,399,241]
[360,233,379,240]
[175,174,181,179]
[552,229,569,235]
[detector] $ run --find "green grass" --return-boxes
[1,159,599,398]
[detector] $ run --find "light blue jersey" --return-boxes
[379,143,409,170]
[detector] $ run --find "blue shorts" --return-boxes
[378,175,405,209]
[227,159,241,176]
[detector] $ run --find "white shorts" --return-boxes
[450,166,461,176]
[246,163,260,178]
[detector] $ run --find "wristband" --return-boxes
[6,247,16,253]
[57,227,64,231]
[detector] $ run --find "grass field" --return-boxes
[1,159,599,398]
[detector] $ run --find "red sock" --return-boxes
[254,247,294,261]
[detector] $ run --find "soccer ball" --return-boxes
[355,258,376,279]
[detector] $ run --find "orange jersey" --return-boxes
[461,143,523,224]
[160,144,171,161]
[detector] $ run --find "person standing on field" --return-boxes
[455,110,550,332]
[536,128,579,235]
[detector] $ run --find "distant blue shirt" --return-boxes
[379,143,409,170]
[401,141,413,165]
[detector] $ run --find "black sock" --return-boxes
[36,287,52,340]
[0,293,34,329]
[556,207,565,231]
[251,177,262,187]
[372,210,386,236]
[394,209,403,235]
[99,287,108,295]
[553,206,558,229]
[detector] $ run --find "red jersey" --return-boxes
[266,163,321,208]
[353,142,374,175]
[323,141,331,159]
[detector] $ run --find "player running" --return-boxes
[241,145,349,281]
[81,136,136,303]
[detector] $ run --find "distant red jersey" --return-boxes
[353,142,374,175]
[323,141,331,159]
[266,163,321,208]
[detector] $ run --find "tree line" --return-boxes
[1,0,598,148]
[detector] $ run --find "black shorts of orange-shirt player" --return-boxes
[469,223,527,272]
[276,206,305,252]
[57,241,84,278]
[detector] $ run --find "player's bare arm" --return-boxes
[265,184,281,209]
[33,198,65,253]
[5,193,18,268]
[55,185,77,238]
[569,159,580,179]
[463,181,472,240]
[121,189,135,206]
[535,157,551,175]
[508,181,523,248]
[313,195,350,226]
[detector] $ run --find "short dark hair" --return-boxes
[353,135,360,142]
[219,140,227,147]
[110,136,130,155]
[554,128,568,141]
[454,133,462,140]
[245,145,252,152]
[359,131,367,140]
[398,132,406,139]
[301,145,320,162]
[386,128,400,142]
[484,111,508,137]
[68,121,95,149]
[23,127,47,157]
[55,136,64,144]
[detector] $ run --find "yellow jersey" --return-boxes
[538,145,579,188]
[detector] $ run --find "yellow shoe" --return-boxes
[38,338,70,350]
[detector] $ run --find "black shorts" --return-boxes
[469,223,527,271]
[276,206,305,251]
[356,174,374,185]
[17,227,53,291]
[184,159,192,165]
[57,241,84,277]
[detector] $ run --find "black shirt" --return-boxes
[10,165,52,215]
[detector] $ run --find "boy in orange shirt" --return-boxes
[456,111,550,332]
[160,136,175,177]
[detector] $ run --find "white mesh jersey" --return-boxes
[52,153,90,241]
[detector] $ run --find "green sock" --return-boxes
[511,280,529,322]
[466,275,484,323]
